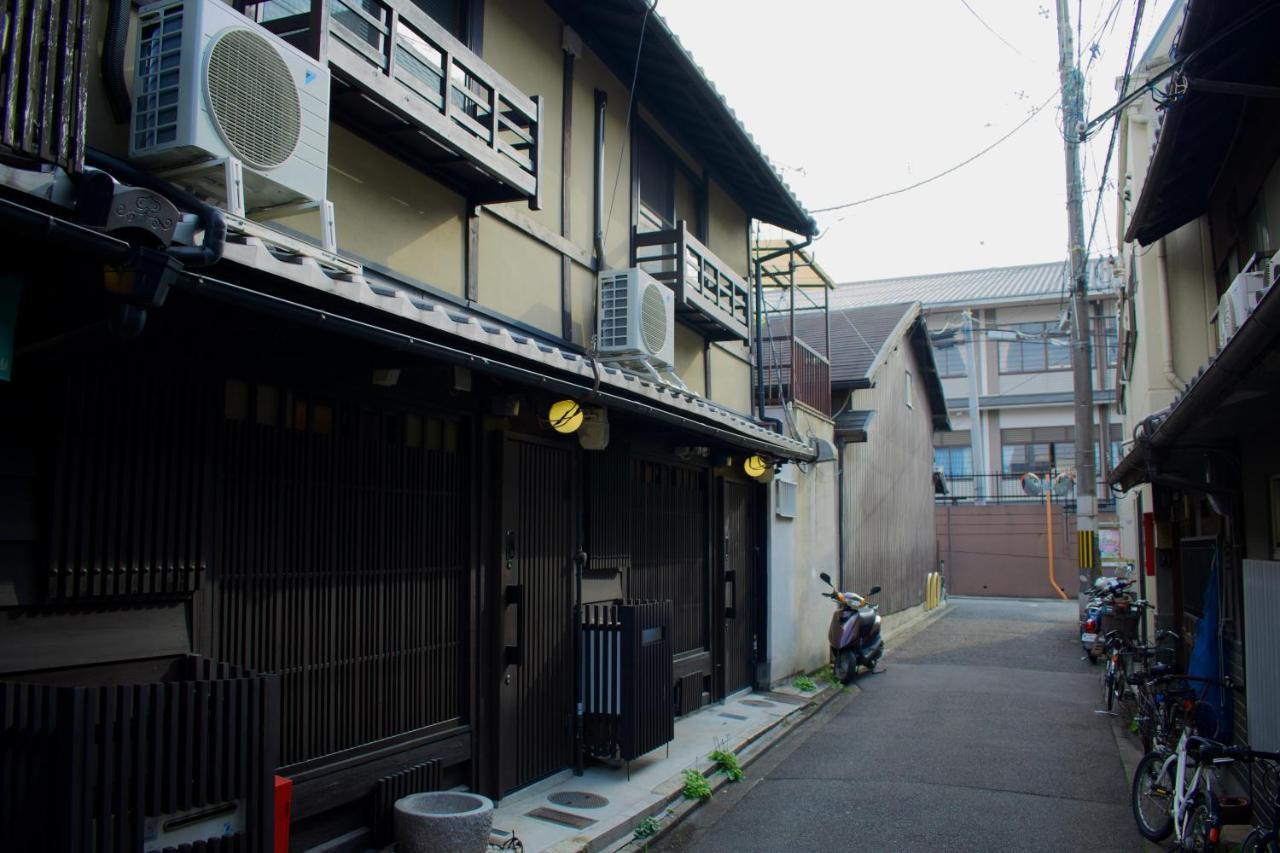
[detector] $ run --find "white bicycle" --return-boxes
[1132,730,1227,851]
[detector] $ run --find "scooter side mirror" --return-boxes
[869,585,882,596]
[819,572,832,586]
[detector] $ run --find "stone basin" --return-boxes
[394,791,494,853]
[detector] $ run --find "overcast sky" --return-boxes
[657,0,1171,283]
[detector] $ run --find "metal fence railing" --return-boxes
[936,472,1116,508]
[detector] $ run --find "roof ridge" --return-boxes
[834,259,1066,289]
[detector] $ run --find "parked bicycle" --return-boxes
[1132,730,1228,851]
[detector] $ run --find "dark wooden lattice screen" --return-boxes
[629,460,707,656]
[210,381,470,765]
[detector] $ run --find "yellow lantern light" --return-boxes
[743,454,768,478]
[548,399,583,434]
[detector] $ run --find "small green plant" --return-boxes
[708,747,744,782]
[682,767,712,800]
[634,815,660,840]
[792,674,817,692]
[815,663,835,685]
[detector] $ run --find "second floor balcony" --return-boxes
[633,221,752,343]
[246,0,542,206]
[760,334,832,416]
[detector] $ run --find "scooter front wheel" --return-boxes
[833,651,857,685]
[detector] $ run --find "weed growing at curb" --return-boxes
[815,663,835,685]
[708,747,744,782]
[682,768,712,800]
[792,675,817,692]
[634,815,660,840]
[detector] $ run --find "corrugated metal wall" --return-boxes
[1243,559,1280,751]
[842,341,938,614]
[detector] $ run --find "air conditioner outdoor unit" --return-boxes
[129,0,330,213]
[597,268,676,369]
[1215,270,1267,348]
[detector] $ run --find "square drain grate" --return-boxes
[525,807,597,830]
[740,699,776,708]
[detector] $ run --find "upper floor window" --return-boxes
[933,430,973,479]
[1000,426,1073,475]
[999,322,1071,374]
[934,343,966,378]
[635,128,704,237]
[1100,316,1118,369]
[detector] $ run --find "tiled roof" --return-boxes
[782,302,917,385]
[831,259,1120,310]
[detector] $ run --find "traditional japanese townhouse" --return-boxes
[1109,0,1280,758]
[0,0,819,847]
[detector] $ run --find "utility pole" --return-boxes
[1054,0,1098,615]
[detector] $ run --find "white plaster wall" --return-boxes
[766,407,839,683]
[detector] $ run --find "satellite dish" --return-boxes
[1020,472,1044,496]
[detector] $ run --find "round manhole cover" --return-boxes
[548,791,609,809]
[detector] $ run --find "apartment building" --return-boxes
[833,261,1121,501]
[0,1,820,846]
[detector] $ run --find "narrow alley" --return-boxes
[655,598,1142,852]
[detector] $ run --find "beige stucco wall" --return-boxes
[708,343,752,414]
[673,324,707,396]
[706,182,749,278]
[766,407,838,682]
[843,334,939,615]
[276,127,467,296]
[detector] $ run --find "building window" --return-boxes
[1100,316,1119,369]
[933,430,972,479]
[935,343,966,378]
[905,371,913,408]
[634,128,704,237]
[1000,426,1073,475]
[999,322,1071,374]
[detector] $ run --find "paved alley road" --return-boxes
[657,597,1141,853]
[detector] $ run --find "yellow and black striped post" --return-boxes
[1077,529,1095,572]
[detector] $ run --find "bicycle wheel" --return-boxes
[1103,662,1115,711]
[1132,750,1174,841]
[1183,792,1219,853]
[1240,828,1279,853]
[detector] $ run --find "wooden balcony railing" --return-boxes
[632,221,751,342]
[761,335,831,415]
[247,0,542,206]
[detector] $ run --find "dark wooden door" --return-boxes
[721,479,756,696]
[498,436,576,794]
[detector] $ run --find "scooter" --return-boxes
[1081,574,1134,663]
[819,572,884,683]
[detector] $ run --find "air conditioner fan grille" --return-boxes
[640,283,668,355]
[206,28,301,169]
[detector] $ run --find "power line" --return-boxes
[810,88,1059,215]
[603,0,658,248]
[1086,0,1145,260]
[956,0,1026,57]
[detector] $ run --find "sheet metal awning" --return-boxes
[1110,281,1280,491]
[551,0,816,236]
[1125,1,1280,246]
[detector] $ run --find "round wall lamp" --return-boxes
[548,399,583,434]
[743,454,769,478]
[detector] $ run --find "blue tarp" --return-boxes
[1187,555,1231,739]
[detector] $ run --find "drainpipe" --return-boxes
[102,0,132,123]
[86,148,226,268]
[753,234,812,432]
[592,90,607,269]
[1155,238,1187,390]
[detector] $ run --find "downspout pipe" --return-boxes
[102,0,132,123]
[86,148,226,268]
[1156,238,1187,390]
[753,234,812,432]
